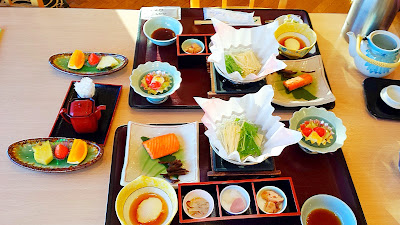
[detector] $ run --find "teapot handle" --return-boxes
[356,35,400,68]
[59,108,72,124]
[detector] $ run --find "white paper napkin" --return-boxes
[208,18,287,83]
[195,85,302,163]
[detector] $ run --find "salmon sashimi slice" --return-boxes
[283,73,313,91]
[143,133,180,159]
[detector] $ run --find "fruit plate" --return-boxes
[266,55,336,107]
[49,81,121,145]
[7,137,103,173]
[49,52,128,76]
[120,122,200,188]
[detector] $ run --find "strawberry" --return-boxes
[149,81,161,90]
[54,144,69,160]
[88,53,100,66]
[145,74,153,85]
[302,127,313,137]
[313,127,326,137]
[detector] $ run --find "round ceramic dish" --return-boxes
[289,106,347,154]
[380,85,400,109]
[274,22,317,59]
[181,39,205,54]
[220,185,250,215]
[256,186,287,214]
[143,16,183,46]
[130,61,182,104]
[182,189,214,219]
[115,175,178,225]
[300,194,357,225]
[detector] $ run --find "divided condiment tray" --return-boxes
[178,177,300,223]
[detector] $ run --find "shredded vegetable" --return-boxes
[218,118,263,159]
[225,49,261,78]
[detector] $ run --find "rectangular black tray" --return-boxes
[129,8,330,109]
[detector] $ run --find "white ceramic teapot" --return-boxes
[347,30,400,77]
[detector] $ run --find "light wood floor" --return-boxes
[67,0,352,13]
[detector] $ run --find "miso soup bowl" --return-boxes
[143,16,183,46]
[275,22,317,59]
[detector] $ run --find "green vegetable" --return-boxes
[237,121,262,159]
[225,54,243,75]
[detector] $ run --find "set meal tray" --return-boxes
[129,8,335,110]
[105,122,366,224]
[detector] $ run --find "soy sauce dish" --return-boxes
[143,16,183,46]
[300,194,356,225]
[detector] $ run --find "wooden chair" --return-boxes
[190,0,287,9]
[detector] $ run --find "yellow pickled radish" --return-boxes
[67,139,88,164]
[68,50,85,69]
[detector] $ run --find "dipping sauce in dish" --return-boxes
[306,208,341,225]
[185,197,210,218]
[151,28,176,40]
[129,192,168,225]
[279,36,306,50]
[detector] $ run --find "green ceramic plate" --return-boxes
[8,137,103,172]
[49,52,128,76]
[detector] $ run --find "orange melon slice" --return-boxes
[143,133,180,159]
[68,50,85,70]
[67,139,88,164]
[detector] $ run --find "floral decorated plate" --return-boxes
[266,55,336,107]
[289,106,346,154]
[49,52,128,76]
[7,137,103,172]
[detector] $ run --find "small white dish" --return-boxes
[220,185,250,215]
[120,122,199,188]
[380,85,400,109]
[266,55,336,107]
[181,39,205,54]
[300,194,357,225]
[182,189,214,219]
[256,186,287,214]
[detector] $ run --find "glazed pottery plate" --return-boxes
[363,77,400,120]
[266,55,336,107]
[289,106,347,154]
[120,122,200,188]
[8,137,103,172]
[49,52,128,76]
[49,81,121,145]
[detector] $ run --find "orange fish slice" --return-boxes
[143,133,180,159]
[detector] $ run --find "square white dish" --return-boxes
[120,121,199,188]
[266,55,335,107]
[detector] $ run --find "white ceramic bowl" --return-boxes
[220,185,251,215]
[143,16,183,46]
[301,194,357,225]
[182,189,214,219]
[380,85,400,109]
[289,106,347,154]
[256,186,287,214]
[129,61,182,104]
[181,39,205,54]
[115,176,178,225]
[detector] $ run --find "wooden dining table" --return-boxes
[0,7,399,225]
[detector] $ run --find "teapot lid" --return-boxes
[69,98,94,117]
